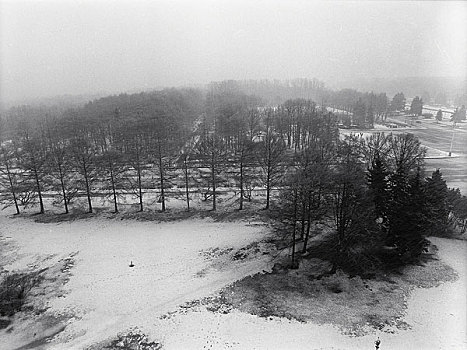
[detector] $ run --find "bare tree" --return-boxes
[195,133,227,211]
[123,130,149,212]
[47,135,74,214]
[387,133,425,175]
[14,126,48,214]
[257,113,287,209]
[181,153,192,211]
[235,135,256,210]
[100,147,126,213]
[0,142,21,214]
[69,130,98,214]
[149,115,180,212]
[93,119,128,214]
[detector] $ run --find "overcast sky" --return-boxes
[1,0,466,104]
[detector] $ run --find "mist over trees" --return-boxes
[336,76,466,106]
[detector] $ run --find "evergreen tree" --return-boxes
[410,96,423,116]
[425,169,449,235]
[367,153,389,221]
[404,168,430,256]
[391,93,406,112]
[452,105,466,122]
[447,189,467,233]
[353,98,366,127]
[386,167,429,264]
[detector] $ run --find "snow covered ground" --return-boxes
[1,209,466,350]
[155,238,466,350]
[0,210,274,349]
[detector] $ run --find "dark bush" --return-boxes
[0,271,42,318]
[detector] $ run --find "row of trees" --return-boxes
[204,80,432,129]
[1,91,340,215]
[0,89,203,214]
[325,91,424,128]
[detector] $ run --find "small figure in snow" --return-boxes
[129,261,134,267]
[375,337,381,349]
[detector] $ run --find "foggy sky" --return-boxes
[1,0,466,104]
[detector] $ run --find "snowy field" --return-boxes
[0,210,274,349]
[340,118,467,194]
[392,117,467,194]
[1,207,466,350]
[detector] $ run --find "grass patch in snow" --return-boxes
[212,244,458,336]
[27,205,270,225]
[0,253,77,348]
[88,327,162,350]
[0,270,45,321]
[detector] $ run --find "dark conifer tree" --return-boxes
[353,98,366,127]
[367,153,389,221]
[410,96,423,116]
[425,169,449,235]
[386,167,429,264]
[391,92,406,112]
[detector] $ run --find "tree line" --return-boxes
[0,89,203,214]
[0,90,339,215]
[1,87,466,276]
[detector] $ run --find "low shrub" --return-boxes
[0,271,43,318]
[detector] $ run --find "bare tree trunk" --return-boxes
[108,159,118,213]
[302,194,313,253]
[265,168,271,210]
[32,164,44,214]
[134,146,143,212]
[83,161,93,214]
[157,142,166,212]
[211,153,216,211]
[58,163,69,214]
[265,114,272,210]
[5,162,20,215]
[137,164,143,212]
[291,187,298,267]
[183,155,190,211]
[300,191,306,240]
[239,155,244,210]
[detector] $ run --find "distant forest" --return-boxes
[2,76,465,111]
[330,76,467,107]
